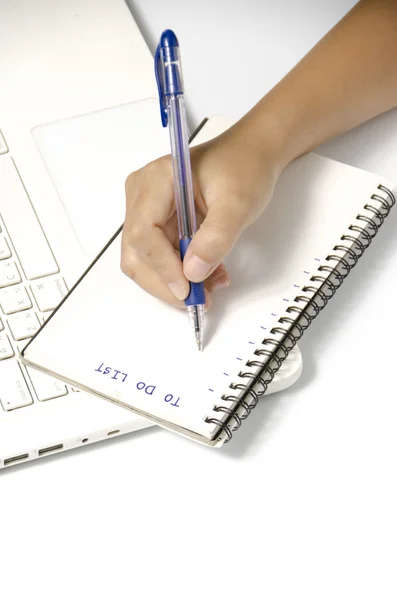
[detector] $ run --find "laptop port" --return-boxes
[38,444,64,456]
[4,453,29,466]
[107,430,120,436]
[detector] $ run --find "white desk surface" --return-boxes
[4,1,397,599]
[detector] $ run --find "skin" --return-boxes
[122,0,397,308]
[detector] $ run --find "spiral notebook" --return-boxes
[21,145,395,446]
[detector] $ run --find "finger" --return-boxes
[183,197,251,282]
[124,223,189,300]
[124,160,189,300]
[125,158,175,225]
[205,263,231,292]
[120,242,213,309]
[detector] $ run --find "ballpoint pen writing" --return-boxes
[155,29,206,351]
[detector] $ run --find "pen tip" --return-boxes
[196,332,203,352]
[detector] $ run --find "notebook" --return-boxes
[21,124,395,447]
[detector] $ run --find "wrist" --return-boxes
[233,79,321,174]
[230,102,294,178]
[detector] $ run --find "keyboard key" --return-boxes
[30,276,67,312]
[0,285,32,314]
[0,130,8,155]
[0,261,21,288]
[0,360,33,410]
[0,236,11,260]
[8,311,40,340]
[0,157,59,280]
[0,317,3,331]
[0,334,14,359]
[26,366,68,402]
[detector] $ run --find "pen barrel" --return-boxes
[167,94,197,239]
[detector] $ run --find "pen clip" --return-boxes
[154,43,168,128]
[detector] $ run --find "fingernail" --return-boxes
[184,255,213,281]
[168,282,188,300]
[212,275,230,290]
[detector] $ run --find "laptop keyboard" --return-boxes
[0,135,71,411]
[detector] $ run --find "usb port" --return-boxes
[4,453,29,466]
[38,444,63,456]
[107,430,120,436]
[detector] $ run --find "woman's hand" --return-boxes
[122,0,397,308]
[121,124,282,307]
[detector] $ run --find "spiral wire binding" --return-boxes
[205,184,395,443]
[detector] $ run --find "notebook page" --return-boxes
[23,153,394,439]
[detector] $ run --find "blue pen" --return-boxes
[155,29,205,351]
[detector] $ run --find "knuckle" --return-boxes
[123,223,157,261]
[125,156,172,196]
[227,195,251,219]
[142,155,173,182]
[211,238,230,258]
[205,223,234,254]
[126,223,145,247]
[120,256,133,279]
[120,251,139,280]
[125,169,141,193]
[230,190,264,222]
[120,236,139,280]
[151,154,172,172]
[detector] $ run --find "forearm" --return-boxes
[237,0,397,170]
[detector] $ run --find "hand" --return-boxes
[121,124,282,307]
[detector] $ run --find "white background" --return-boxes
[4,1,397,599]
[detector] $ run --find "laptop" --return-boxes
[0,0,302,468]
[0,0,167,468]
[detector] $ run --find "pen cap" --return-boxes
[159,29,184,95]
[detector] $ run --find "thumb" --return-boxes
[183,198,250,282]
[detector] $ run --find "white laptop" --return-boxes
[0,0,302,468]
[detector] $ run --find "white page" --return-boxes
[23,152,395,440]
